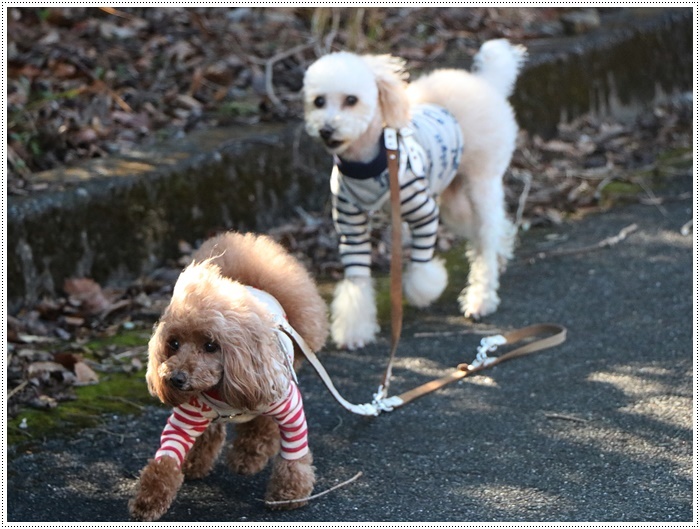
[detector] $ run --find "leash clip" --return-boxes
[384,128,398,151]
[471,334,507,369]
[371,386,402,413]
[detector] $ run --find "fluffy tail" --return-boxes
[472,39,527,98]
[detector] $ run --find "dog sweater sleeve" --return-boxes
[332,192,372,277]
[263,382,310,460]
[399,174,440,264]
[154,396,214,467]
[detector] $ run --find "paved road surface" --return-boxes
[7,174,693,522]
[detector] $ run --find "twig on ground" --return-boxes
[98,395,145,411]
[514,170,532,228]
[94,428,138,443]
[264,41,317,110]
[331,414,344,433]
[639,191,692,206]
[98,7,136,19]
[7,381,29,401]
[545,413,589,423]
[635,177,668,217]
[323,9,341,53]
[262,471,363,507]
[594,175,615,200]
[413,329,499,338]
[8,424,33,438]
[528,223,639,262]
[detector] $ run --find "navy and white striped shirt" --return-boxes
[330,104,464,277]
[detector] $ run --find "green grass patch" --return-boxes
[8,370,159,450]
[216,101,259,118]
[8,327,160,451]
[83,327,152,353]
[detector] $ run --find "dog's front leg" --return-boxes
[129,457,184,521]
[331,276,379,349]
[401,190,448,308]
[265,452,315,509]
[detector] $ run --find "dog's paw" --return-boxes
[128,457,184,522]
[337,337,372,350]
[331,277,379,349]
[459,286,500,320]
[265,453,315,510]
[404,258,448,308]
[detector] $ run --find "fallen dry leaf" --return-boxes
[63,278,112,315]
[74,361,99,385]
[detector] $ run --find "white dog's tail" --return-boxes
[472,39,527,98]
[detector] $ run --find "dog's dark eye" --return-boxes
[203,341,219,354]
[166,338,180,356]
[344,95,358,107]
[313,96,325,108]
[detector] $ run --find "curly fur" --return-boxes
[194,232,329,354]
[227,415,281,476]
[130,231,326,521]
[330,276,379,350]
[304,40,526,347]
[182,422,226,479]
[266,452,316,510]
[129,457,184,522]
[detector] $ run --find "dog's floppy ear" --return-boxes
[217,310,287,410]
[145,321,174,403]
[362,54,411,129]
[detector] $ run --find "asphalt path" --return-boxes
[7,174,693,522]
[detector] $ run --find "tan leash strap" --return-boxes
[394,323,568,408]
[489,323,568,365]
[283,318,567,416]
[376,128,404,399]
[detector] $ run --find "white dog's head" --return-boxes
[303,52,411,158]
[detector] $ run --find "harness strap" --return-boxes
[278,322,380,416]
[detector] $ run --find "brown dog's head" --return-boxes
[146,260,288,410]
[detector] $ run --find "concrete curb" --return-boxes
[7,7,692,313]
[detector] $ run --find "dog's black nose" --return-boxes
[169,371,188,389]
[319,125,334,140]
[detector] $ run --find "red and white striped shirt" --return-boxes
[154,286,310,466]
[155,382,309,466]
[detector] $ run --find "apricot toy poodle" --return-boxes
[129,231,328,521]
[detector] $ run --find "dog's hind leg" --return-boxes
[182,421,226,480]
[441,174,515,319]
[227,416,280,476]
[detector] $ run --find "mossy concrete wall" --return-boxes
[7,7,692,313]
[512,8,693,137]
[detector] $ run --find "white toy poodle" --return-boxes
[303,39,527,349]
